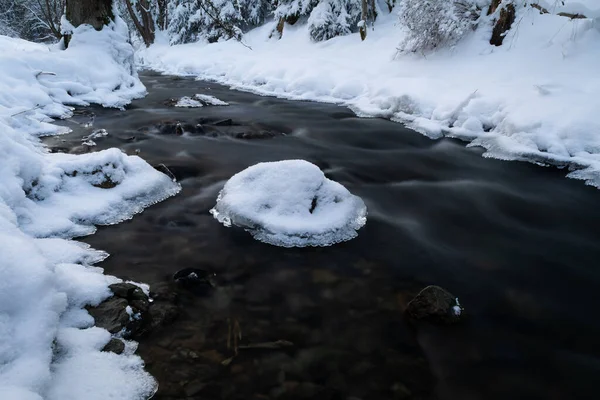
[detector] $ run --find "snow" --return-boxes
[139,4,600,187]
[175,93,229,107]
[210,160,367,247]
[193,94,229,106]
[0,13,178,400]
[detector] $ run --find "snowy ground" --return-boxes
[140,2,600,187]
[0,18,178,400]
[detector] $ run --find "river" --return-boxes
[46,72,600,400]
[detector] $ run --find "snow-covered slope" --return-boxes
[140,4,600,187]
[0,18,178,400]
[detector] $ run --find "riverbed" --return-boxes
[46,72,600,400]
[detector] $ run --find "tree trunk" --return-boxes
[156,0,168,31]
[64,0,114,47]
[490,3,515,46]
[124,0,155,46]
[360,0,368,41]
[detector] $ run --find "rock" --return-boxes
[87,297,131,334]
[234,130,283,140]
[102,338,125,355]
[109,282,147,301]
[109,282,150,312]
[149,282,178,303]
[93,177,118,189]
[146,301,179,331]
[88,282,164,337]
[405,285,463,324]
[173,268,217,287]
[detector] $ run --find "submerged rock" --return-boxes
[210,160,367,247]
[406,285,464,324]
[173,268,217,287]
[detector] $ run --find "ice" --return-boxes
[140,6,600,187]
[210,160,367,247]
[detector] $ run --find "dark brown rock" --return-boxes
[102,338,125,354]
[109,282,150,312]
[109,282,147,301]
[87,297,130,334]
[146,301,179,331]
[406,285,463,324]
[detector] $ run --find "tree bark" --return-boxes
[66,0,113,29]
[124,0,155,46]
[64,0,113,48]
[156,0,168,31]
[360,0,368,41]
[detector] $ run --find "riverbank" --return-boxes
[139,8,600,188]
[0,26,177,399]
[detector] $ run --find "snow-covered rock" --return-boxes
[174,93,229,107]
[210,160,367,247]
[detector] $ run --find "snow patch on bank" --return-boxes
[140,6,600,187]
[0,17,178,400]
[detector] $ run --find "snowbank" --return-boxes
[140,3,600,187]
[210,160,367,247]
[0,17,178,400]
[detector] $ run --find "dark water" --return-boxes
[47,72,600,400]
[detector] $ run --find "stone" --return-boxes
[173,268,217,287]
[102,338,125,355]
[87,297,130,334]
[109,282,150,312]
[147,301,179,331]
[405,285,463,324]
[109,282,148,301]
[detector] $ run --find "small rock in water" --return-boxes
[406,285,464,324]
[87,281,179,338]
[173,268,217,287]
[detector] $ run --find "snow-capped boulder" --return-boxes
[210,160,367,247]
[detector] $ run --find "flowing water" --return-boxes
[47,72,600,400]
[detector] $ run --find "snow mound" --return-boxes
[175,93,229,107]
[210,160,367,247]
